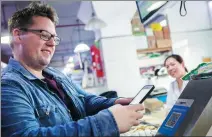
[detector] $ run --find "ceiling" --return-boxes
[1,1,139,71]
[93,1,138,37]
[1,1,96,70]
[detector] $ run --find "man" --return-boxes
[1,2,144,137]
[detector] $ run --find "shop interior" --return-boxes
[1,1,212,136]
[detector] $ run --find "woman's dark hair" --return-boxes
[164,54,188,72]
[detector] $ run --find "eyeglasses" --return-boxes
[20,28,61,46]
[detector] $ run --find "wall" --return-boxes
[92,1,147,97]
[101,35,175,97]
[171,30,212,70]
[167,1,211,32]
[93,1,138,37]
[101,36,146,97]
[209,1,212,26]
[93,1,212,97]
[167,1,212,70]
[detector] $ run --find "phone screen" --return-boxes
[130,85,155,105]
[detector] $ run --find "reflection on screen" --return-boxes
[137,1,155,19]
[130,87,152,105]
[137,1,168,21]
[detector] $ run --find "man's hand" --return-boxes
[109,104,144,133]
[114,98,133,105]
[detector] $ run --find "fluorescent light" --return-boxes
[1,36,10,44]
[147,1,167,12]
[160,19,167,27]
[74,43,90,53]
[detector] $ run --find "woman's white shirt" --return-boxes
[166,80,189,112]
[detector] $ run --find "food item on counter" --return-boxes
[131,125,157,132]
[120,106,166,136]
[120,124,158,136]
[144,98,164,112]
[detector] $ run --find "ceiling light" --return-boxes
[85,16,107,30]
[147,1,167,12]
[74,19,90,53]
[74,19,91,69]
[1,36,10,44]
[84,2,107,30]
[74,43,90,53]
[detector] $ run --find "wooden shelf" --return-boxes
[137,47,172,54]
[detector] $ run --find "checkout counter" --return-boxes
[157,78,212,136]
[121,78,212,136]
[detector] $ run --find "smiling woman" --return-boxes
[164,54,189,112]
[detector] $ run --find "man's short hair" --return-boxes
[8,2,59,48]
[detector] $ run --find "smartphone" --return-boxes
[130,85,155,105]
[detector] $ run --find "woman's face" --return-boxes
[165,57,186,79]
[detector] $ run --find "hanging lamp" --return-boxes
[84,2,107,31]
[74,19,90,69]
[74,19,90,53]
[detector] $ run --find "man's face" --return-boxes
[14,16,57,69]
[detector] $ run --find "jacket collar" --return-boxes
[7,58,63,81]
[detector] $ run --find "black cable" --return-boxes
[180,1,187,17]
[77,19,81,43]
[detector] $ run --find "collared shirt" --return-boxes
[166,80,189,111]
[1,58,119,137]
[43,76,80,121]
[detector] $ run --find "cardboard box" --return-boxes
[154,31,164,40]
[147,36,156,49]
[131,11,145,36]
[156,39,172,48]
[162,26,170,39]
[144,98,164,112]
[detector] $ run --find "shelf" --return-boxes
[137,47,172,54]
